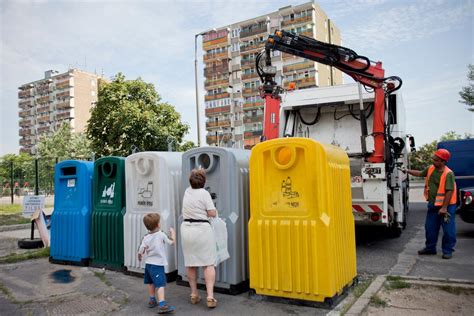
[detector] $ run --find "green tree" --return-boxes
[459,64,474,111]
[178,141,196,152]
[86,73,190,157]
[0,153,34,196]
[36,123,93,160]
[409,131,468,170]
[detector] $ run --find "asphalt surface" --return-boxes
[1,197,474,315]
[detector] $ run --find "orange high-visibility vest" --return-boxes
[424,165,457,206]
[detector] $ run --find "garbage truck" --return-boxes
[256,30,415,235]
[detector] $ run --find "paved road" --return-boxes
[356,201,474,281]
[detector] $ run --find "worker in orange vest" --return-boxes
[405,149,457,259]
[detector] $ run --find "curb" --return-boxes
[332,275,474,316]
[0,224,31,232]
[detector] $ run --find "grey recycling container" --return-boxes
[177,147,250,294]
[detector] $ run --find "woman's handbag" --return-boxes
[210,217,230,266]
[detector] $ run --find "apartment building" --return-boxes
[202,1,343,149]
[18,69,102,154]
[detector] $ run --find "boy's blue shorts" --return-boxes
[144,264,166,288]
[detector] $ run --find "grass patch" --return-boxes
[0,204,23,214]
[340,277,374,315]
[438,285,472,295]
[0,281,18,303]
[370,295,387,307]
[94,271,112,287]
[0,247,50,264]
[386,275,402,281]
[0,214,31,226]
[385,279,411,290]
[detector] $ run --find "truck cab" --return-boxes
[438,138,474,223]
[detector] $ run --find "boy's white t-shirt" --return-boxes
[138,231,173,266]
[182,187,216,220]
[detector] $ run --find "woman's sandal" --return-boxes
[190,294,201,304]
[207,297,217,308]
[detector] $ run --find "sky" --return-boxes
[1,0,473,156]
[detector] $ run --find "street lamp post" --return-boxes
[194,33,202,147]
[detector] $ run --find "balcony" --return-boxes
[204,64,229,77]
[19,129,31,136]
[242,88,260,97]
[36,85,52,94]
[204,92,230,102]
[231,64,241,72]
[232,92,242,99]
[244,114,263,124]
[283,61,315,73]
[243,101,264,109]
[20,138,32,146]
[206,135,218,144]
[203,51,228,62]
[240,26,267,39]
[204,78,229,89]
[56,101,72,110]
[19,119,32,128]
[36,96,50,104]
[37,114,51,123]
[19,110,31,118]
[203,36,228,50]
[244,130,263,138]
[240,59,256,67]
[56,91,71,99]
[19,100,32,109]
[281,15,312,27]
[18,90,32,99]
[37,105,50,113]
[205,105,230,115]
[206,121,219,128]
[56,112,71,120]
[284,76,317,89]
[240,41,265,53]
[241,72,258,81]
[38,126,51,133]
[56,80,71,90]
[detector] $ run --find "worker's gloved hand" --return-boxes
[443,212,451,224]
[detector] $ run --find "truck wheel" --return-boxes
[18,238,44,249]
[388,225,402,238]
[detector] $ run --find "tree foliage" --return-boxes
[409,131,466,171]
[459,64,474,111]
[86,73,190,157]
[36,123,92,159]
[0,153,34,196]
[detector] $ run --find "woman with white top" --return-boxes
[180,169,218,308]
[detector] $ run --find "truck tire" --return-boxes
[388,225,402,238]
[18,238,44,249]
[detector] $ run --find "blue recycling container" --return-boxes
[50,160,94,263]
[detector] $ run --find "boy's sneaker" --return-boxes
[157,304,175,314]
[148,299,158,308]
[442,253,452,259]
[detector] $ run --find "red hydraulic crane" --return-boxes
[256,30,402,163]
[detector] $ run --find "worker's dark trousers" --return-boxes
[424,203,457,255]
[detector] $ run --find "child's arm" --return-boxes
[137,237,148,262]
[165,227,175,245]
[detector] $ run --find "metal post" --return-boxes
[194,34,202,147]
[10,161,14,204]
[35,158,39,195]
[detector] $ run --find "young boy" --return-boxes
[138,213,176,314]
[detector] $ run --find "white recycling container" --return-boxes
[124,152,182,280]
[177,147,250,294]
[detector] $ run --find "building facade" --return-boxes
[18,69,102,154]
[202,1,343,149]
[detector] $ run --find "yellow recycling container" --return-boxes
[248,138,356,303]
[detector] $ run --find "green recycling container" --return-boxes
[90,156,126,269]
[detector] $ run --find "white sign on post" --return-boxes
[23,195,45,219]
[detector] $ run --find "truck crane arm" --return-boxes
[257,30,402,163]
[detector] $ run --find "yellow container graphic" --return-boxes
[248,138,356,302]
